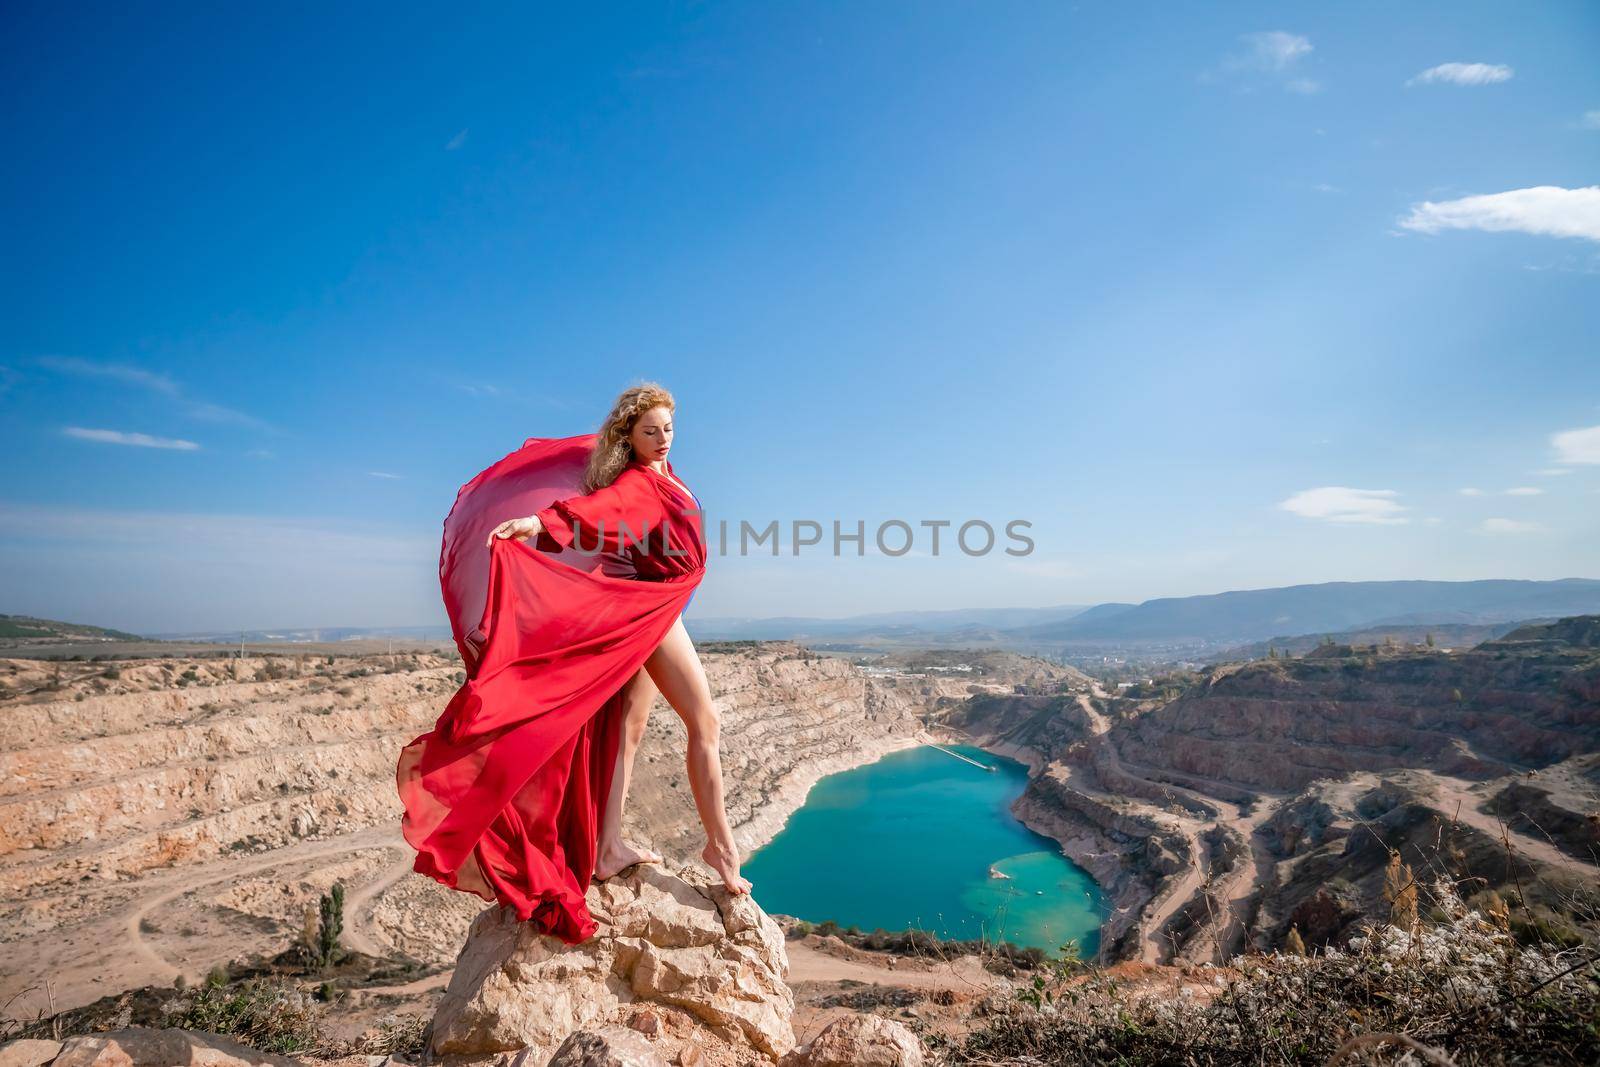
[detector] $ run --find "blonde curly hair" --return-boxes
[581,381,676,493]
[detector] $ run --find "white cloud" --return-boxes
[369,471,402,480]
[1581,110,1600,130]
[184,400,268,428]
[1504,487,1543,496]
[1458,487,1485,497]
[1533,468,1571,476]
[35,356,178,394]
[63,426,200,450]
[445,128,469,151]
[35,356,268,429]
[1399,186,1600,243]
[1552,424,1600,464]
[1406,62,1514,87]
[1279,487,1408,525]
[1237,31,1312,71]
[1209,31,1318,94]
[1480,517,1541,534]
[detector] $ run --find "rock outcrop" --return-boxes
[0,642,947,1016]
[545,1027,670,1066]
[1008,764,1190,953]
[430,863,794,1065]
[1114,644,1600,792]
[778,1014,924,1067]
[942,625,1600,965]
[0,1029,298,1067]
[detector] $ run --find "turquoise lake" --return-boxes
[742,744,1105,958]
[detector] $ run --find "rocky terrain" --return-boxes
[1,620,1596,1064]
[0,641,1005,1026]
[943,616,1600,968]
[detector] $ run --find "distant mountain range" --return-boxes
[694,578,1600,652]
[147,625,454,644]
[685,604,1091,641]
[1008,578,1600,646]
[13,578,1600,658]
[0,614,144,645]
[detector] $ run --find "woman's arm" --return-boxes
[533,476,668,555]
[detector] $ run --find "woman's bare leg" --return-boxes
[594,667,664,880]
[644,616,751,894]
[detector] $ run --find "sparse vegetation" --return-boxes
[173,978,319,1054]
[314,883,345,970]
[1383,848,1420,930]
[1118,669,1200,701]
[785,915,1064,971]
[936,877,1599,1066]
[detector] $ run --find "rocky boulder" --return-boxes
[431,863,794,1065]
[779,1014,924,1067]
[545,1027,669,1066]
[0,1029,298,1067]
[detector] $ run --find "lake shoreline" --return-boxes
[733,730,929,856]
[928,724,1141,957]
[741,731,1106,954]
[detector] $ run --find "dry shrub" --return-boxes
[936,877,1598,1066]
[167,979,320,1055]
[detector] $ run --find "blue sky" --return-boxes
[2,2,1598,634]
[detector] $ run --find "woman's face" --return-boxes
[628,406,674,463]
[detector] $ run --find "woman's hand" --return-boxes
[486,515,543,548]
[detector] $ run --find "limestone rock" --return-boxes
[42,1029,298,1067]
[780,1014,924,1067]
[547,1027,669,1066]
[0,1040,63,1067]
[431,863,793,1065]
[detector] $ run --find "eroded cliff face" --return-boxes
[1250,765,1600,954]
[0,642,965,1016]
[1008,765,1192,956]
[4,623,1595,1024]
[0,656,461,904]
[938,622,1600,967]
[1115,645,1600,792]
[610,644,931,861]
[941,692,1098,766]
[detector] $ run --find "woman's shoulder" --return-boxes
[614,465,653,490]
[582,465,646,494]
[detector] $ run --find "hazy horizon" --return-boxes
[14,573,1598,641]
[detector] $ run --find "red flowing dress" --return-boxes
[396,433,706,943]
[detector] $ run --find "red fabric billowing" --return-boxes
[397,433,706,942]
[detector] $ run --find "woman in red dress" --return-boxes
[397,383,749,946]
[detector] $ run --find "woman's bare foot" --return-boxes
[594,839,662,881]
[701,840,752,895]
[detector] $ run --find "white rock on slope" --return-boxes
[0,1029,299,1067]
[779,1014,925,1067]
[430,862,794,1064]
